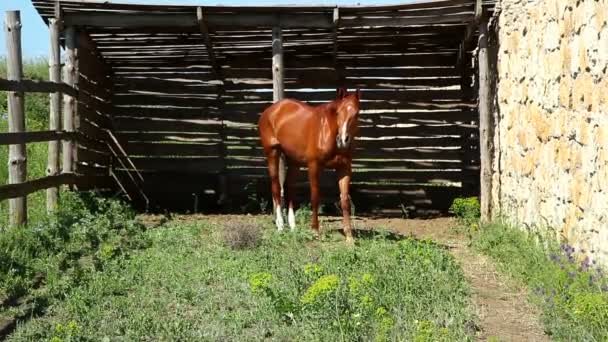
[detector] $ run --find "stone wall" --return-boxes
[494,0,608,263]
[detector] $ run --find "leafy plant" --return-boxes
[450,197,481,230]
[472,222,608,340]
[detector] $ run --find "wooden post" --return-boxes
[332,7,343,86]
[62,26,77,177]
[5,11,27,226]
[272,26,286,200]
[272,27,284,102]
[478,16,493,221]
[197,7,228,206]
[47,16,62,213]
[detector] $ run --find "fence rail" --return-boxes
[0,130,77,145]
[0,173,80,201]
[0,78,78,97]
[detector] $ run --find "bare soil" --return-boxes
[140,213,550,341]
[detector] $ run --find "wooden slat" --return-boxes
[115,132,221,142]
[0,78,78,97]
[0,130,76,145]
[117,157,224,173]
[0,173,77,201]
[114,118,223,132]
[124,142,221,156]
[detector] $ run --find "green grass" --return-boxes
[471,222,608,341]
[0,193,149,330]
[6,217,476,341]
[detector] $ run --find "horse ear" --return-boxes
[336,87,346,99]
[355,88,361,99]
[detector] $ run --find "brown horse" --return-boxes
[258,88,361,242]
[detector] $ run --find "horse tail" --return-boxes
[278,151,286,202]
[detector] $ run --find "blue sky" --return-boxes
[0,0,410,59]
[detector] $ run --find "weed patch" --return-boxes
[221,219,262,250]
[6,219,476,341]
[472,222,608,340]
[0,192,148,336]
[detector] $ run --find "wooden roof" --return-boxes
[32,0,496,76]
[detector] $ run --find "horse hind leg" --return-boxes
[265,147,284,230]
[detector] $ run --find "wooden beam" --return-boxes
[0,78,78,96]
[0,173,79,202]
[63,12,334,29]
[0,130,74,145]
[5,10,27,226]
[332,7,343,86]
[61,10,473,30]
[271,26,287,202]
[62,26,78,176]
[197,6,228,205]
[197,7,221,81]
[47,14,62,213]
[478,16,493,221]
[456,0,483,69]
[272,27,284,102]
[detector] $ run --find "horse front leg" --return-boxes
[307,162,321,237]
[337,163,354,243]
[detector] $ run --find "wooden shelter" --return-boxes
[21,0,497,217]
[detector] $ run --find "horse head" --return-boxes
[335,88,360,150]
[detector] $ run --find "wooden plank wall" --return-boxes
[29,0,494,216]
[74,32,114,191]
[105,26,479,216]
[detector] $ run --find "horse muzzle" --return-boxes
[336,135,352,150]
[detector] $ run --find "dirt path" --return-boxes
[356,217,549,342]
[141,214,549,341]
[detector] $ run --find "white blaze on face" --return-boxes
[288,206,296,230]
[341,122,348,146]
[276,204,284,231]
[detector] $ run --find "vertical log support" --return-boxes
[62,26,77,177]
[332,7,343,86]
[478,16,493,221]
[272,26,286,201]
[197,7,228,206]
[5,11,27,226]
[47,11,62,213]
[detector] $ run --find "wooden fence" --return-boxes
[0,9,147,227]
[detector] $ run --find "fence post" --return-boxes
[272,26,286,203]
[478,16,493,222]
[5,11,27,226]
[62,26,77,178]
[47,15,62,213]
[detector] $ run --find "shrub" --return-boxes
[221,219,262,250]
[449,197,481,228]
[0,192,149,321]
